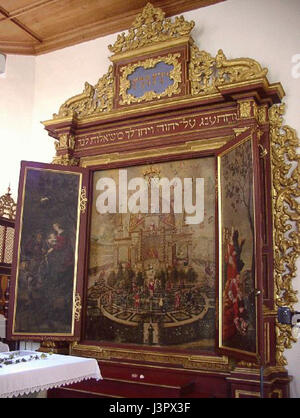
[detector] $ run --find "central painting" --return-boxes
[84,156,216,352]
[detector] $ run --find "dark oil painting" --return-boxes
[219,138,257,354]
[85,157,216,351]
[13,167,81,335]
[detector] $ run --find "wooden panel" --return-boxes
[0,0,225,55]
[0,0,47,13]
[7,161,89,341]
[0,20,34,41]
[17,0,127,37]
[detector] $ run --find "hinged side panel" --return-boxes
[216,128,264,363]
[7,161,89,341]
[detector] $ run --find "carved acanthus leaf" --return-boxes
[53,81,96,119]
[214,49,268,85]
[269,103,300,366]
[55,133,75,151]
[53,66,114,120]
[52,154,79,166]
[189,43,268,95]
[108,3,195,54]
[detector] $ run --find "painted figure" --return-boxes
[223,228,248,340]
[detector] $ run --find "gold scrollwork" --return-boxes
[53,66,114,120]
[269,103,300,366]
[237,360,259,369]
[50,4,270,122]
[215,49,268,84]
[74,293,82,322]
[55,133,75,151]
[53,81,96,119]
[108,3,194,54]
[119,54,181,105]
[258,144,268,158]
[52,154,79,166]
[258,106,268,124]
[189,44,268,96]
[239,101,252,119]
[80,187,88,214]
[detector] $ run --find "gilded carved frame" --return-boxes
[118,53,182,105]
[42,3,299,370]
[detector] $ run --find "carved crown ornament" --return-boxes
[43,3,300,369]
[108,2,195,54]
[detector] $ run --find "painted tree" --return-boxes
[222,139,254,276]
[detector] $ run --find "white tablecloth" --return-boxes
[0,352,102,398]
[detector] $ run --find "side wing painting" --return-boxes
[7,161,88,340]
[217,132,263,361]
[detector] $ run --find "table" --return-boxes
[0,351,102,398]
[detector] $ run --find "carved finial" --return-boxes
[0,186,17,220]
[108,3,194,54]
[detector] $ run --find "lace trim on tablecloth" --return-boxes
[1,373,102,398]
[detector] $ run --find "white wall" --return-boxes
[0,0,299,396]
[0,54,35,199]
[31,32,118,169]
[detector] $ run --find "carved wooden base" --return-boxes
[47,361,291,398]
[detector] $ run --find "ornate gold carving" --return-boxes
[189,43,218,95]
[52,154,79,166]
[237,360,259,369]
[74,293,82,322]
[50,4,270,122]
[108,3,194,55]
[55,133,75,151]
[94,66,114,113]
[119,54,181,105]
[39,340,55,354]
[258,144,268,158]
[233,127,250,136]
[258,106,268,124]
[53,66,114,120]
[189,45,268,96]
[215,49,268,84]
[80,187,88,214]
[269,103,300,366]
[239,101,252,119]
[38,340,69,355]
[53,81,96,119]
[0,186,16,220]
[275,323,297,366]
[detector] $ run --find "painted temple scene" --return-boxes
[85,157,216,351]
[219,138,257,354]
